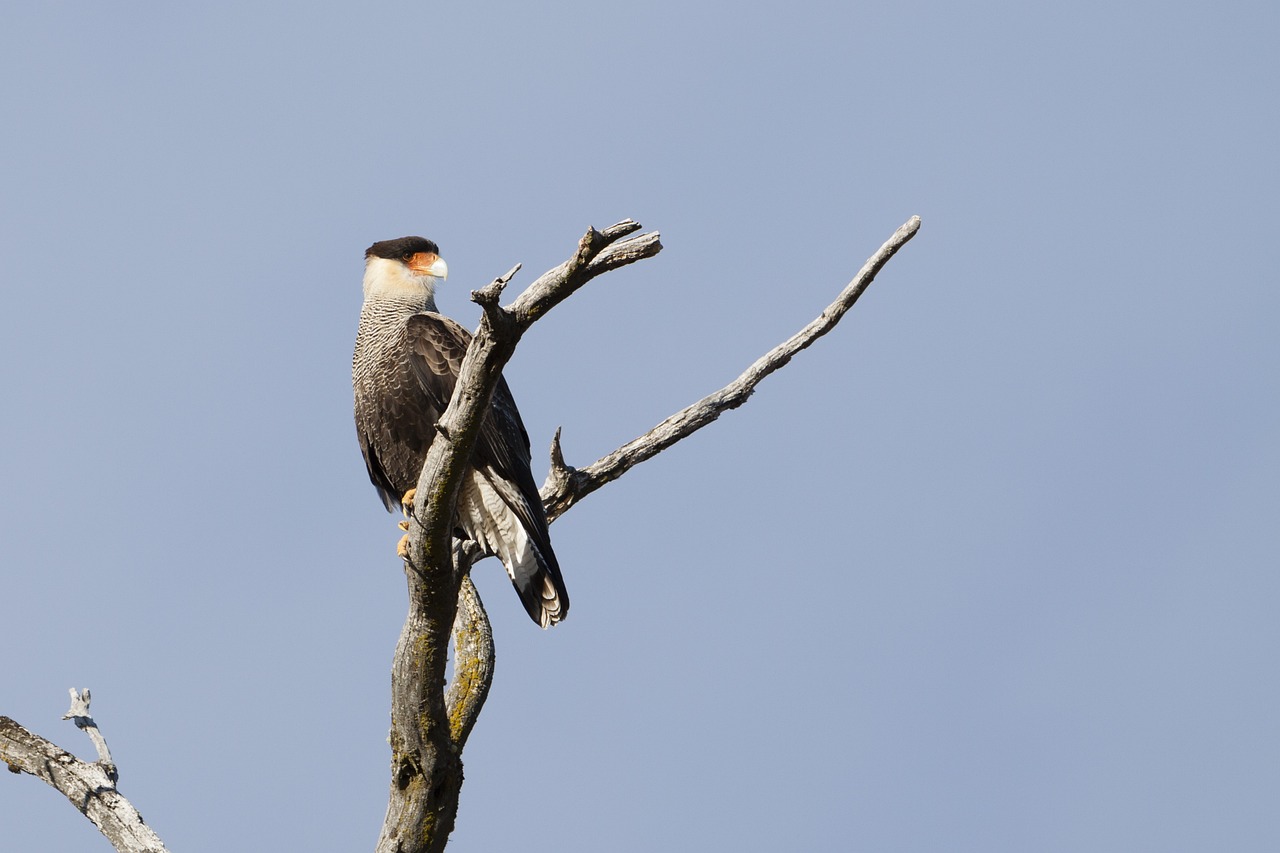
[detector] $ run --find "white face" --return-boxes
[362,254,449,301]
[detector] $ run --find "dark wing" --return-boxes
[354,310,537,509]
[404,313,546,534]
[401,312,569,626]
[357,432,400,512]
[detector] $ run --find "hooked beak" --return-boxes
[407,253,448,280]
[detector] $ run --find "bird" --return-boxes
[353,236,569,628]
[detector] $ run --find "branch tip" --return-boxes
[497,262,522,284]
[585,230,662,273]
[601,219,643,241]
[62,688,92,724]
[471,263,524,312]
[549,426,573,473]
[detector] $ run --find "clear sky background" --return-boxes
[2,2,1277,851]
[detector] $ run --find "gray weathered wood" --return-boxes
[1,691,168,853]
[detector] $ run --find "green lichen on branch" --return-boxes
[447,652,487,743]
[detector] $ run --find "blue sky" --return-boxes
[2,2,1278,851]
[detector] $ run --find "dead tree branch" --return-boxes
[0,691,168,853]
[380,215,918,853]
[541,215,922,521]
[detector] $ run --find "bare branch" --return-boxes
[1,694,168,853]
[541,215,921,522]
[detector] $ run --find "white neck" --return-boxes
[362,256,441,311]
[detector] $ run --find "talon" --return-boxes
[400,488,417,515]
[397,534,411,559]
[398,520,410,531]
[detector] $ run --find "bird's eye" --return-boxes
[403,253,414,262]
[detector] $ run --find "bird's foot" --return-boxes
[397,489,416,558]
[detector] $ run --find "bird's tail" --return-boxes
[459,469,569,628]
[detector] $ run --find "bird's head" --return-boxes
[363,236,449,306]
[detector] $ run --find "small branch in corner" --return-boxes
[1,691,170,853]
